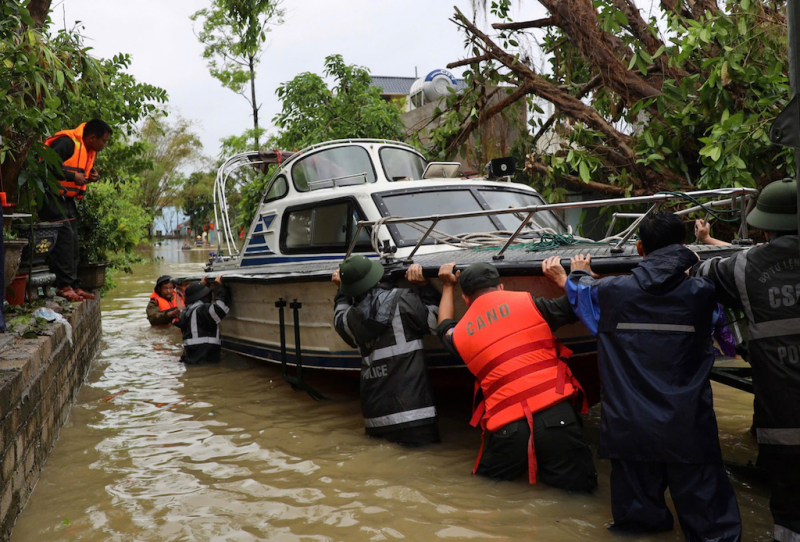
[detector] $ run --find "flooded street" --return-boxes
[12,241,774,541]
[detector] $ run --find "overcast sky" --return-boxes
[56,0,552,160]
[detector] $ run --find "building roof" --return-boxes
[370,76,418,95]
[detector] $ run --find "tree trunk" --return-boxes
[249,55,260,150]
[25,0,52,27]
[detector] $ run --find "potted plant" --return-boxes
[3,229,29,290]
[76,207,109,291]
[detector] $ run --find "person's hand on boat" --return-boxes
[214,275,224,285]
[406,264,427,285]
[201,275,209,285]
[331,269,341,286]
[571,254,598,277]
[694,219,731,246]
[542,256,568,289]
[695,219,711,243]
[438,263,460,287]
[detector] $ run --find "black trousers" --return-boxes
[610,459,741,542]
[476,400,598,492]
[380,423,441,448]
[759,451,800,542]
[39,194,80,289]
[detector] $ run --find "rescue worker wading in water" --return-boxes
[332,255,441,447]
[693,178,800,542]
[544,211,742,541]
[436,262,597,491]
[146,275,184,326]
[176,275,230,365]
[40,119,112,302]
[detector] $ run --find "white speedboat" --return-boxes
[191,139,756,397]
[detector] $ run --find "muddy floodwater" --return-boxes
[12,241,774,541]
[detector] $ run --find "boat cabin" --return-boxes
[214,140,566,270]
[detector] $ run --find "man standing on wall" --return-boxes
[40,119,112,302]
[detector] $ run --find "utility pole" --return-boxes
[768,0,800,255]
[792,1,800,253]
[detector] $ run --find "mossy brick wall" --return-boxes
[0,297,101,540]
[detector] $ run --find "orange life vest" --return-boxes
[150,292,181,322]
[44,123,96,199]
[452,290,586,483]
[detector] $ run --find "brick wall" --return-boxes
[0,297,101,540]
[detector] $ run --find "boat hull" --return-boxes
[219,275,598,369]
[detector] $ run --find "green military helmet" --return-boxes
[746,178,798,232]
[338,255,385,297]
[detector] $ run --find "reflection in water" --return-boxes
[12,241,774,541]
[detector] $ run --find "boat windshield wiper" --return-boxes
[307,172,368,190]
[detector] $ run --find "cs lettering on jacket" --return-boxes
[363,364,388,379]
[767,283,800,308]
[465,304,510,336]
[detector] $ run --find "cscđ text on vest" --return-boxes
[465,304,511,336]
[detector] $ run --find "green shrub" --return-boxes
[77,180,150,263]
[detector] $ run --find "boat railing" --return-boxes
[345,187,759,263]
[213,141,421,259]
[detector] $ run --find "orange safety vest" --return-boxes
[150,292,183,322]
[452,290,586,483]
[44,123,96,199]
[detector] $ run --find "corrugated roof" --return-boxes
[370,76,418,95]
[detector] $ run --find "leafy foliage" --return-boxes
[180,170,216,234]
[0,0,167,203]
[76,180,150,264]
[433,1,791,201]
[273,54,406,150]
[136,114,203,218]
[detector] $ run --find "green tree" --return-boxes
[273,54,406,150]
[191,0,284,149]
[137,114,203,218]
[430,1,790,200]
[180,170,217,233]
[0,0,166,203]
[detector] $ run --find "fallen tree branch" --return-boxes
[531,74,602,148]
[453,7,639,163]
[525,159,630,195]
[492,17,555,31]
[537,0,661,102]
[447,54,492,69]
[444,82,534,158]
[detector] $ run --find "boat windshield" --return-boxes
[292,146,377,191]
[376,187,566,247]
[478,189,565,233]
[379,147,427,181]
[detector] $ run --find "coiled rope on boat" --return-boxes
[367,213,632,257]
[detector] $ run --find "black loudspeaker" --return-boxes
[485,157,516,179]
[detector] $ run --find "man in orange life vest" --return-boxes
[436,262,597,490]
[146,275,184,326]
[40,119,112,302]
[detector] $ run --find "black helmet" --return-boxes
[185,282,211,304]
[746,178,798,232]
